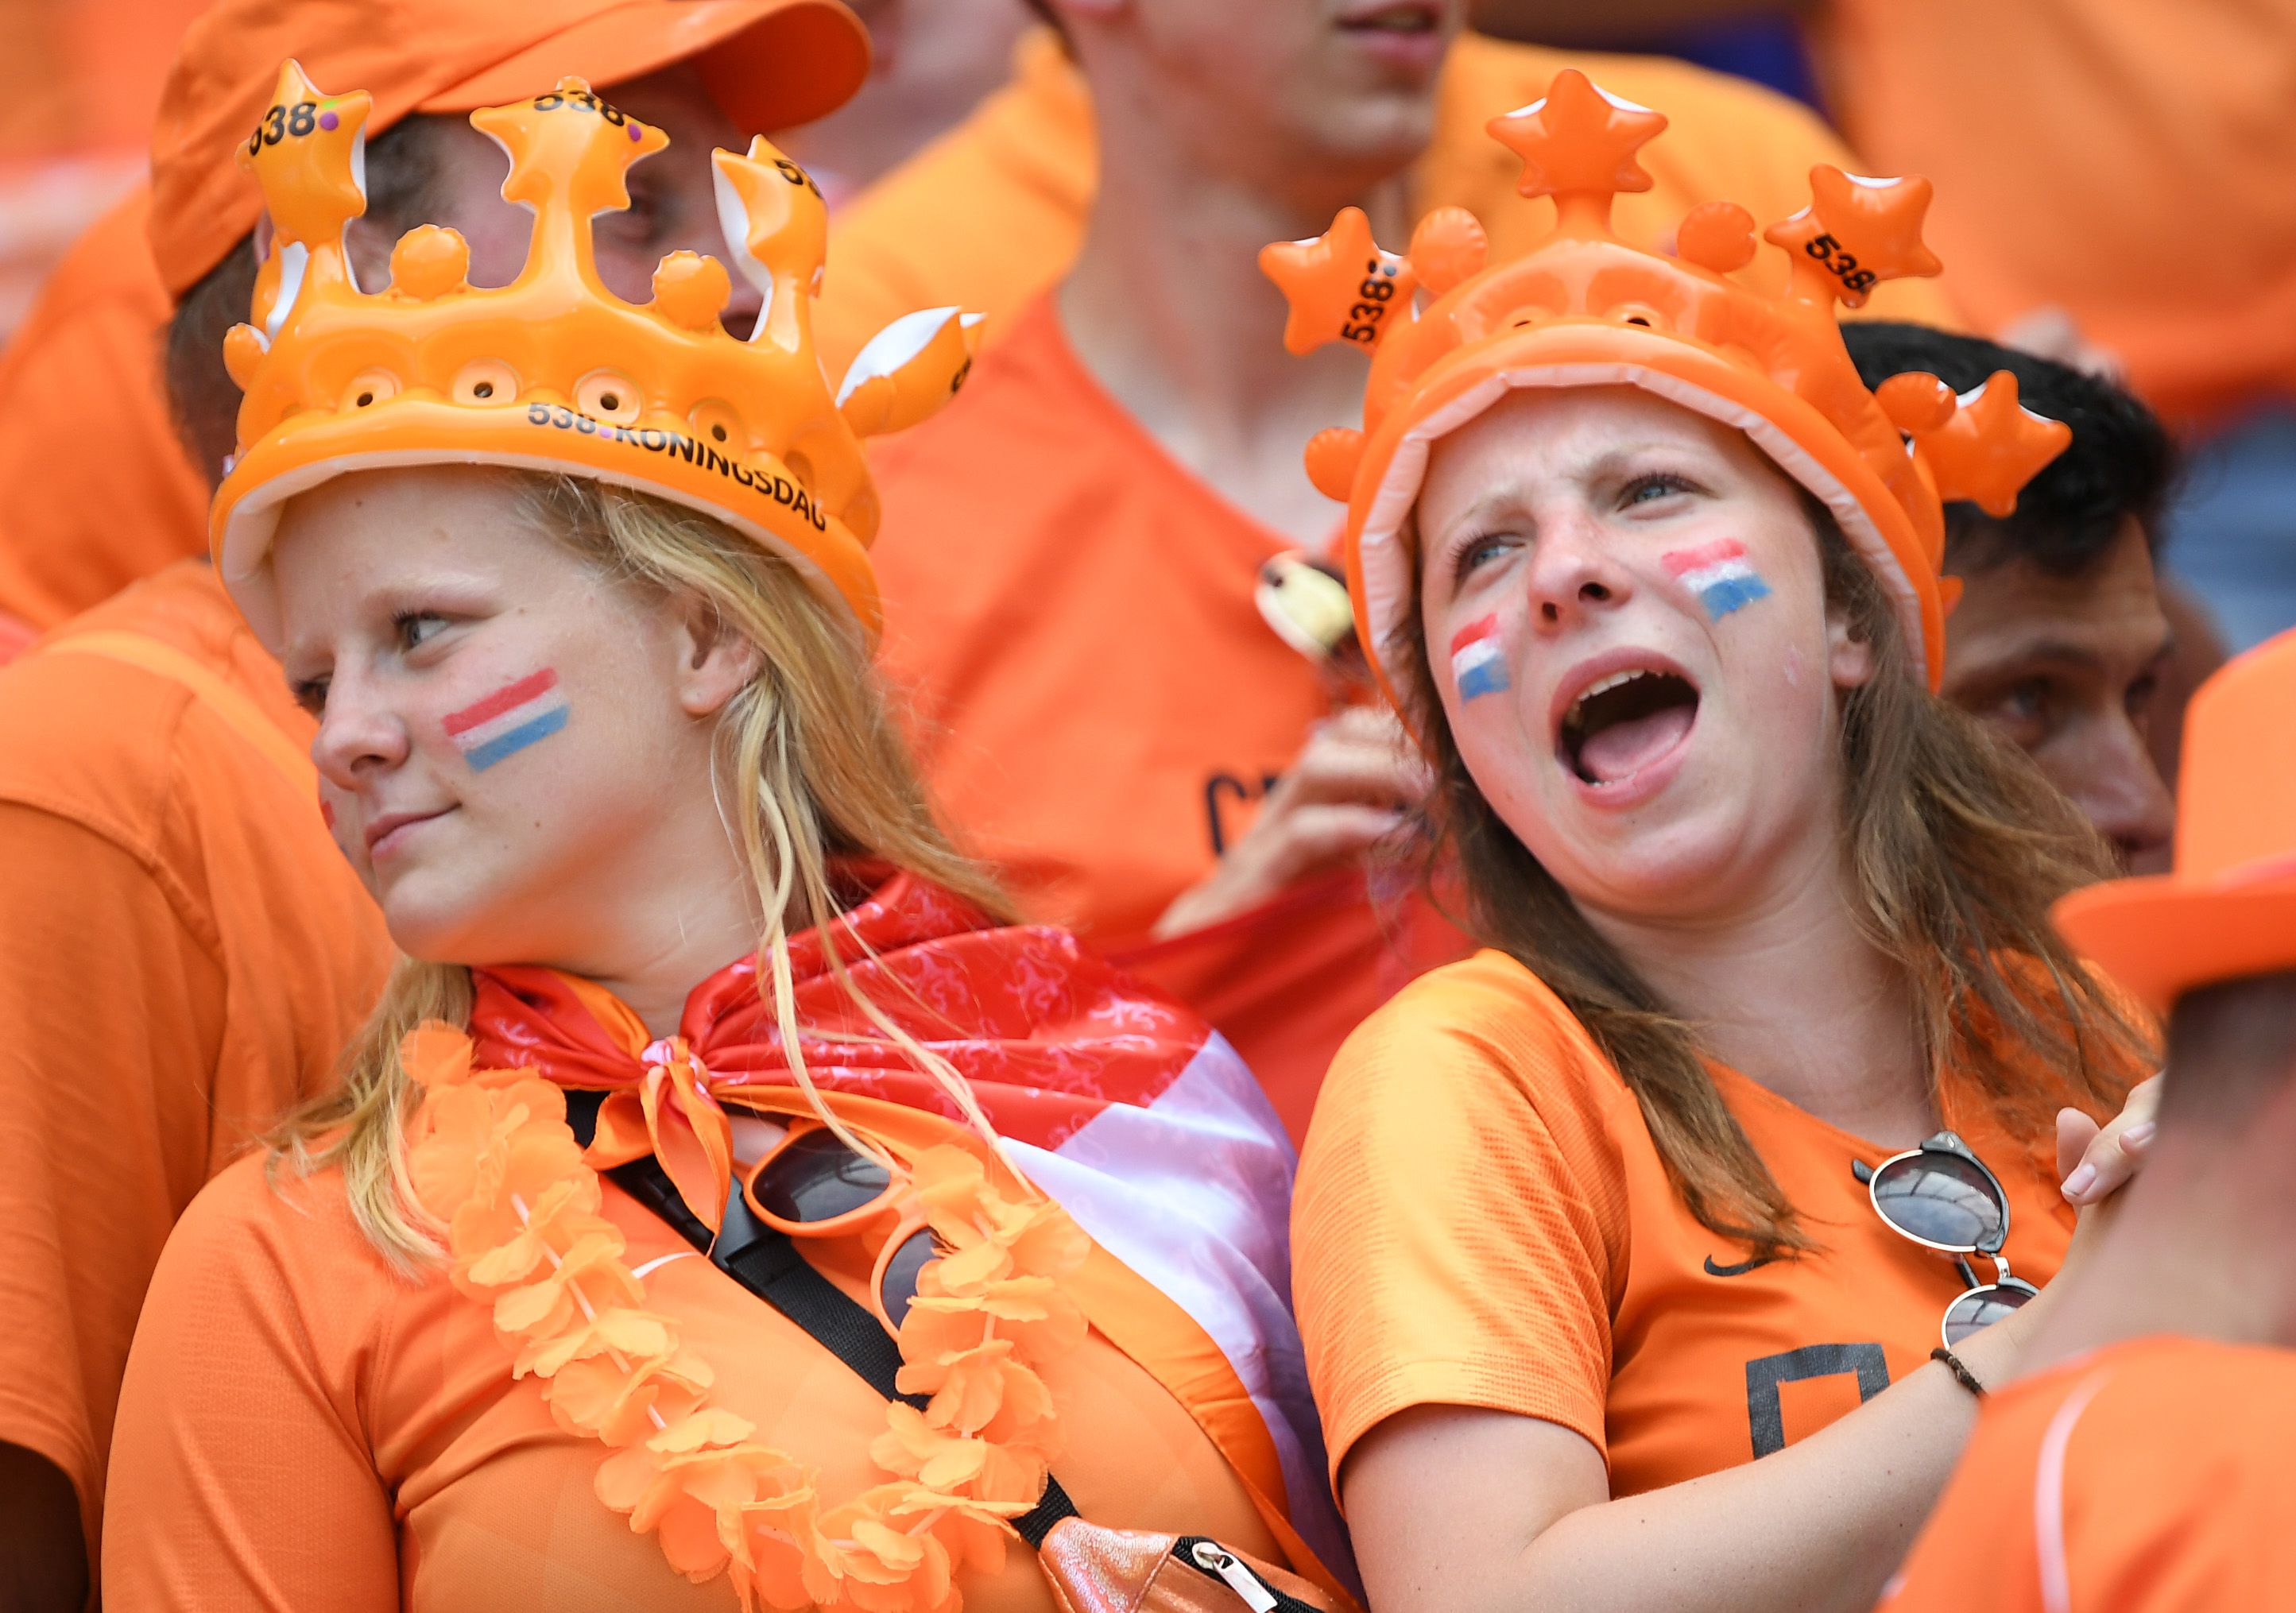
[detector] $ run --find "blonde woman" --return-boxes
[1267,73,2160,1613]
[102,67,1345,1611]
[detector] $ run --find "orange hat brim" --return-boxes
[2053,877,2296,1013]
[149,0,869,296]
[418,0,869,135]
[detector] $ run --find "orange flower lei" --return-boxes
[400,1022,1090,1613]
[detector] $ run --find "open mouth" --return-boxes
[1559,667,1700,787]
[1337,2,1442,36]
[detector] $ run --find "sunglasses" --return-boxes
[741,1124,937,1329]
[1853,1131,2040,1348]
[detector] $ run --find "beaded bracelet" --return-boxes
[1931,1345,1988,1399]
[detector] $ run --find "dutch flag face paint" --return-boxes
[444,669,570,771]
[1450,614,1511,701]
[1662,539,1772,620]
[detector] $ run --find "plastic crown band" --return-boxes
[1260,67,2075,701]
[214,61,984,651]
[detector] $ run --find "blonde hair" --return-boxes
[273,474,1016,1263]
[1404,494,2158,1261]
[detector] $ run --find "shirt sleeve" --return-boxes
[101,1158,399,1611]
[1291,965,1632,1488]
[0,803,226,1557]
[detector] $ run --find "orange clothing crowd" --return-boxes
[0,2,2292,1611]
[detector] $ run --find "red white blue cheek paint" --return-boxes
[1449,614,1511,700]
[443,669,570,770]
[1663,539,1772,619]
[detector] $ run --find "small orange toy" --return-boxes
[1260,68,2074,698]
[214,62,983,651]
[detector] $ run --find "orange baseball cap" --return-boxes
[149,0,871,296]
[1260,69,2074,703]
[2054,628,2296,1012]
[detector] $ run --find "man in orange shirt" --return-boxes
[863,1,1955,1135]
[1884,626,2296,1612]
[0,2,872,1603]
[1841,322,2182,872]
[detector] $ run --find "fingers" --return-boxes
[2061,1073,2164,1207]
[1255,803,1412,886]
[1276,709,1429,811]
[1152,706,1423,941]
[2054,1108,2100,1187]
[1150,801,1406,938]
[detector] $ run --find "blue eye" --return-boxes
[1454,533,1516,581]
[1623,473,1697,505]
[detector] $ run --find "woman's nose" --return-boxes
[309,674,411,787]
[1524,516,1632,632]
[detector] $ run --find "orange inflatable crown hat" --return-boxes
[1260,68,2073,699]
[2054,628,2296,1012]
[214,62,982,650]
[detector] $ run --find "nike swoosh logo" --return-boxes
[1704,1255,1775,1278]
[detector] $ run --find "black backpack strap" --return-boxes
[565,1091,1080,1545]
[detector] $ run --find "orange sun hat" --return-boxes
[2054,628,2296,1012]
[1260,68,2076,701]
[149,0,873,296]
[211,62,983,652]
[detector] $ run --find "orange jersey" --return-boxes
[0,559,391,1576]
[0,189,208,644]
[814,29,1958,377]
[1293,950,2127,1495]
[1882,1336,2296,1612]
[869,297,1464,1139]
[1814,0,2296,424]
[103,1151,1294,1611]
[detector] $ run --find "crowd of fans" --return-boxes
[0,1,2288,1609]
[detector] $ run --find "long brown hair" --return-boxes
[273,473,1016,1264]
[1403,495,2155,1260]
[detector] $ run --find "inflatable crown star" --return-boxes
[1260,68,2073,692]
[213,62,982,648]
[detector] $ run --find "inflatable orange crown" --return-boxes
[214,61,982,649]
[1260,68,2073,697]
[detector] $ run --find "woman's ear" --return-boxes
[1825,602,1876,691]
[670,592,765,718]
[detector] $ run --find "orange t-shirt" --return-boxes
[869,296,1463,1139]
[103,1152,1288,1611]
[0,188,208,644]
[815,29,1957,377]
[0,559,393,1576]
[1293,950,2121,1495]
[1814,0,2296,424]
[1881,1336,2296,1612]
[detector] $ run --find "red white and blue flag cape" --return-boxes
[468,871,1346,1579]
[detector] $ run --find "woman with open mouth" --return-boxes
[102,60,1353,1613]
[1267,70,2161,1613]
